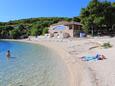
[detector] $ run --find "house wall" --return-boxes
[49,24,81,38]
[73,25,81,37]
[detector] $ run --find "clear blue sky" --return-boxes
[0,0,114,22]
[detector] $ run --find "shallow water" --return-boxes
[0,40,69,86]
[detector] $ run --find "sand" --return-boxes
[12,36,115,86]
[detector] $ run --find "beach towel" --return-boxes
[81,54,100,61]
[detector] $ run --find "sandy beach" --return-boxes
[14,36,115,86]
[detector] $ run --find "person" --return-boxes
[98,54,106,60]
[28,36,31,41]
[6,50,11,58]
[80,54,107,61]
[96,54,106,60]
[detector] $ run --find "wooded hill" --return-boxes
[0,17,80,39]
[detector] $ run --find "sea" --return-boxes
[0,40,69,86]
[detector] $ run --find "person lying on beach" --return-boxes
[80,54,106,61]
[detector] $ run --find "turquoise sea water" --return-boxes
[0,40,69,86]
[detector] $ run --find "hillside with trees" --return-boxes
[80,0,115,36]
[0,17,77,39]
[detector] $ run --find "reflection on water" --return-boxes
[0,40,69,86]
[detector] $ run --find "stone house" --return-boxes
[48,21,82,38]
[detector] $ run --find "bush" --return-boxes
[42,28,49,35]
[101,42,112,48]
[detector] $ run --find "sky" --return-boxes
[0,0,114,22]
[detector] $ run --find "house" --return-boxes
[48,21,82,38]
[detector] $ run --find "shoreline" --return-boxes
[9,39,96,86]
[1,37,115,86]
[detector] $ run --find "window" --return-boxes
[53,25,66,30]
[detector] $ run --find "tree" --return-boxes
[42,28,49,35]
[73,17,81,22]
[112,2,115,7]
[30,24,39,36]
[80,0,114,36]
[9,28,20,39]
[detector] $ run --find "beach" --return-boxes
[15,36,115,86]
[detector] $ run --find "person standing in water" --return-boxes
[6,50,11,58]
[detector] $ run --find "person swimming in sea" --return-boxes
[6,50,11,58]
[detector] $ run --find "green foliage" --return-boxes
[0,17,77,39]
[42,28,49,35]
[112,2,115,7]
[93,17,105,25]
[101,42,112,48]
[9,28,20,39]
[30,25,39,36]
[73,17,81,22]
[31,28,38,36]
[80,0,115,36]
